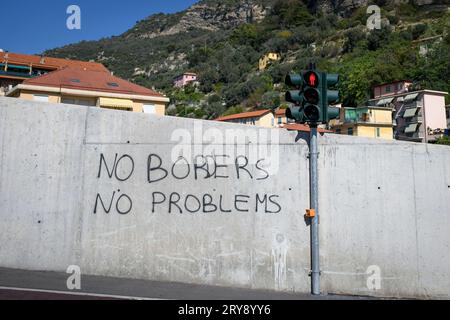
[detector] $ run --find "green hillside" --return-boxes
[44,0,450,119]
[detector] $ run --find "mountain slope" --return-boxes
[44,0,450,119]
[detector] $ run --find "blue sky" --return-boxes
[1,0,199,55]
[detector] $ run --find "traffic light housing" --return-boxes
[284,74,305,122]
[285,69,340,124]
[303,71,321,123]
[322,73,340,123]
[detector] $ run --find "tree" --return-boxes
[435,136,450,146]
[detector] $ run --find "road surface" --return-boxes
[0,267,379,300]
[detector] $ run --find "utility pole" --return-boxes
[309,124,320,295]
[285,67,340,296]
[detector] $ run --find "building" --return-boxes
[281,123,332,134]
[173,72,198,88]
[215,109,331,134]
[412,35,443,56]
[216,110,274,128]
[0,51,108,96]
[372,80,413,99]
[369,89,448,143]
[259,53,280,71]
[6,67,169,115]
[331,106,394,139]
[274,108,291,127]
[446,104,450,130]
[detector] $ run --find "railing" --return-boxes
[0,70,32,78]
[403,101,423,109]
[341,117,392,125]
[405,115,423,123]
[396,132,424,141]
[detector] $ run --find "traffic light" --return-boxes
[285,74,305,122]
[322,73,340,122]
[285,69,340,124]
[303,71,321,123]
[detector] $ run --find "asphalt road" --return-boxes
[0,267,378,300]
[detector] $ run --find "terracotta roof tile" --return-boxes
[281,123,332,133]
[216,110,271,121]
[22,68,164,98]
[0,52,108,72]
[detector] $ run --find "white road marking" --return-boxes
[0,286,164,300]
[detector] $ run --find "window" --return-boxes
[348,128,354,136]
[61,97,95,106]
[376,128,381,137]
[385,85,391,93]
[143,104,156,114]
[335,129,341,134]
[70,79,81,83]
[278,117,282,125]
[107,82,119,87]
[33,94,49,102]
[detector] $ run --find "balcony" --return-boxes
[402,100,423,109]
[396,133,424,142]
[340,116,392,126]
[405,115,423,124]
[0,69,32,79]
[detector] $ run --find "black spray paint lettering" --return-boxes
[148,154,270,183]
[152,192,282,214]
[98,153,135,182]
[94,190,133,215]
[148,154,168,183]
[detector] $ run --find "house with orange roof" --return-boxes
[6,67,170,114]
[215,109,331,133]
[215,110,275,128]
[0,51,108,95]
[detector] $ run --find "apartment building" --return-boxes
[6,67,169,115]
[369,89,448,143]
[331,106,394,139]
[446,104,450,130]
[0,51,107,96]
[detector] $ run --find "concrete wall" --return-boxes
[1,97,450,299]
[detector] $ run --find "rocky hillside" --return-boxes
[44,0,450,119]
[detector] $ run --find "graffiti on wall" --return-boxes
[93,153,283,216]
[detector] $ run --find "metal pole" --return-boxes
[309,124,320,295]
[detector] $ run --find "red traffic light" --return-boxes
[304,71,319,88]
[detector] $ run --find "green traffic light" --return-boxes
[327,90,339,103]
[285,74,304,87]
[286,106,304,121]
[327,106,340,120]
[326,74,339,86]
[285,90,303,104]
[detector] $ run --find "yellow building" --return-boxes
[216,110,275,128]
[6,67,169,115]
[259,53,281,71]
[332,106,394,139]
